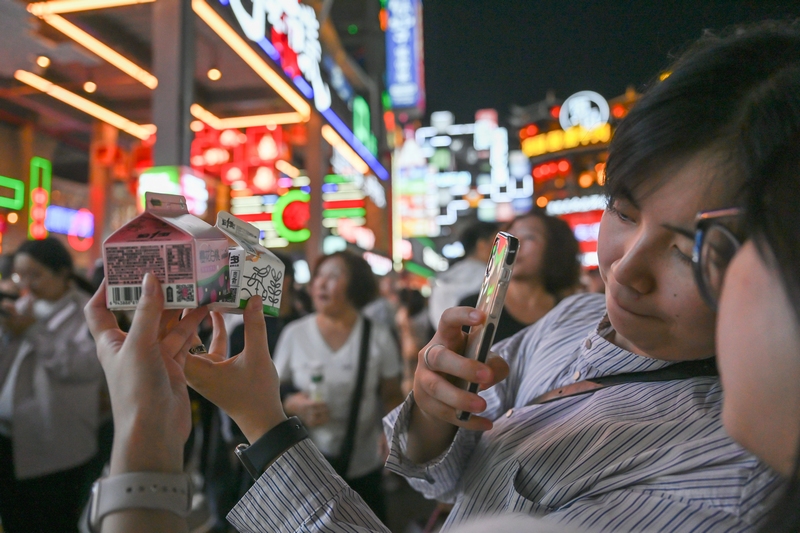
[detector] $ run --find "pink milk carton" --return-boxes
[103,192,230,309]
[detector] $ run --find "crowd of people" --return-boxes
[0,18,799,533]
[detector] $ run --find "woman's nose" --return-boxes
[611,237,656,295]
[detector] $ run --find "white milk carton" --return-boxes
[212,212,285,316]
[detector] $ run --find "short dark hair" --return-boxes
[606,21,800,207]
[312,251,377,310]
[506,210,580,295]
[743,97,800,533]
[17,237,73,275]
[684,22,800,533]
[16,237,96,294]
[461,221,499,257]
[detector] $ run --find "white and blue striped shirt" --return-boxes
[383,293,782,532]
[227,438,581,532]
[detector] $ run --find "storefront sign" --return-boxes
[226,0,331,111]
[559,91,609,131]
[386,0,425,111]
[521,123,611,158]
[545,194,606,216]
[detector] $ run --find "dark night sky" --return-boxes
[421,0,800,123]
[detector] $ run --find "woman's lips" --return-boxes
[608,284,652,318]
[614,298,651,318]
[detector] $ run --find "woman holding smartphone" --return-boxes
[387,22,800,532]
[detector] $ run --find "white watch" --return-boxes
[88,472,193,532]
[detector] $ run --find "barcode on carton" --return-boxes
[111,286,143,306]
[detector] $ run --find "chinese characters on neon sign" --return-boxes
[226,0,331,111]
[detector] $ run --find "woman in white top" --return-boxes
[0,237,102,533]
[274,251,403,522]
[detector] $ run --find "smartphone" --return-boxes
[456,231,519,421]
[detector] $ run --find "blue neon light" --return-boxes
[292,76,314,99]
[256,38,281,63]
[321,183,338,193]
[321,108,389,180]
[300,186,311,193]
[44,205,94,237]
[386,0,425,110]
[216,0,389,181]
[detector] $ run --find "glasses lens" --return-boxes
[700,225,740,308]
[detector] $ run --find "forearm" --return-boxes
[405,404,458,463]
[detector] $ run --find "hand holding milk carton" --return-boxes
[102,192,284,314]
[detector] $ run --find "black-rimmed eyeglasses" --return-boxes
[692,207,745,312]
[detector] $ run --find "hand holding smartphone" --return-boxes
[457,231,519,421]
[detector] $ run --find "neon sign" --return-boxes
[545,194,606,216]
[229,166,312,248]
[272,190,310,243]
[225,0,331,111]
[521,123,611,158]
[137,166,210,216]
[559,91,610,131]
[386,0,425,111]
[322,174,366,225]
[559,209,604,267]
[191,124,285,195]
[28,156,52,240]
[0,176,25,210]
[44,206,95,252]
[353,96,377,156]
[398,116,532,238]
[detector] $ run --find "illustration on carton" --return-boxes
[211,212,285,317]
[103,193,230,309]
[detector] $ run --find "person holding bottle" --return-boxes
[274,251,403,522]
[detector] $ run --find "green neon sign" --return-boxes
[272,190,311,243]
[353,96,378,156]
[0,176,25,210]
[403,261,434,278]
[322,208,366,219]
[29,156,52,240]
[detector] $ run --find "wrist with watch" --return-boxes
[87,417,308,531]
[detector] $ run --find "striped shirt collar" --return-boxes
[576,313,676,381]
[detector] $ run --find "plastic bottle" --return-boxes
[308,362,326,403]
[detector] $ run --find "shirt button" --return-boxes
[584,338,593,349]
[573,370,581,381]
[505,409,514,418]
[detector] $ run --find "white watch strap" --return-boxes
[89,472,192,531]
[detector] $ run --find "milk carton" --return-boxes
[103,192,230,309]
[212,211,285,316]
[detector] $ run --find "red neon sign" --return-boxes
[190,124,287,194]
